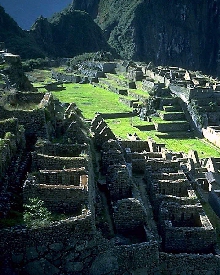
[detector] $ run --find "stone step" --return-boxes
[163,105,182,112]
[159,112,185,121]
[159,97,178,109]
[195,167,208,173]
[154,121,190,132]
[155,131,194,139]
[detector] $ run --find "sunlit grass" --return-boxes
[160,138,220,158]
[106,118,220,157]
[52,83,131,119]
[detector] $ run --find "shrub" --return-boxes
[23,198,52,228]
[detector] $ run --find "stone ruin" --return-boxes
[89,113,220,274]
[1,52,220,274]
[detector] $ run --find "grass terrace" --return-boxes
[53,83,131,119]
[26,69,54,88]
[27,69,220,159]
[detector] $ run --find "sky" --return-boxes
[0,0,73,30]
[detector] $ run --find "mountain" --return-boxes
[0,6,45,58]
[1,0,220,76]
[70,0,220,77]
[0,5,110,59]
[0,0,72,30]
[30,7,111,57]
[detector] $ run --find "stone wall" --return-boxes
[120,140,150,152]
[160,253,220,275]
[160,111,185,121]
[209,191,220,217]
[35,168,87,186]
[203,126,220,148]
[23,181,88,214]
[0,126,25,181]
[128,90,149,103]
[152,172,186,180]
[0,118,19,138]
[119,97,139,107]
[0,107,48,138]
[0,212,94,254]
[35,141,88,157]
[99,112,134,119]
[160,200,216,253]
[155,179,190,197]
[106,164,132,201]
[113,198,147,233]
[145,159,180,172]
[10,91,44,106]
[52,71,82,83]
[163,223,216,253]
[154,121,190,132]
[112,240,159,272]
[31,153,88,170]
[132,159,147,173]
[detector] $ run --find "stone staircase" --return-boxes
[153,95,192,137]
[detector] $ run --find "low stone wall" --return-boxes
[24,182,88,214]
[36,168,87,186]
[31,153,88,170]
[119,97,139,107]
[0,118,18,138]
[113,241,159,272]
[209,191,220,217]
[160,112,185,121]
[15,91,44,105]
[134,124,155,131]
[0,214,94,252]
[160,252,220,275]
[99,112,135,119]
[154,121,189,132]
[156,179,190,197]
[52,71,82,83]
[120,140,150,152]
[162,223,216,255]
[113,198,147,232]
[0,107,48,138]
[128,90,149,103]
[145,159,180,172]
[35,141,88,157]
[152,172,186,180]
[132,152,162,159]
[158,200,216,253]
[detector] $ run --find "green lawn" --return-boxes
[52,83,131,119]
[160,138,220,158]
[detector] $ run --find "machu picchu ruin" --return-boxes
[1,0,220,274]
[1,42,220,275]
